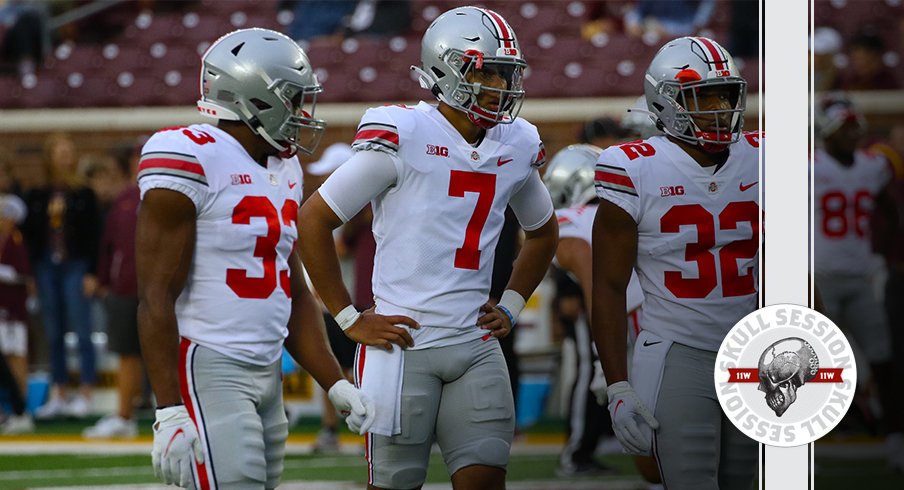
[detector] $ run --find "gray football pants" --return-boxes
[654,343,757,490]
[180,339,288,490]
[366,337,515,489]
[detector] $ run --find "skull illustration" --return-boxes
[757,338,819,417]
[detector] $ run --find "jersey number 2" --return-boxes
[226,196,299,299]
[449,170,497,270]
[661,201,759,298]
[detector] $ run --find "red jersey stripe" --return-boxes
[595,170,635,189]
[139,157,206,177]
[354,129,400,145]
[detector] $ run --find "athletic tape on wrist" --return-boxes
[335,304,361,331]
[497,289,526,326]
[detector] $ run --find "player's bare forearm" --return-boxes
[285,251,344,390]
[556,237,594,318]
[591,200,637,383]
[505,215,558,299]
[298,192,354,315]
[136,189,196,407]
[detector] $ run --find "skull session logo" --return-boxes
[714,304,856,447]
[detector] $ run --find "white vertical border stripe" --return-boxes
[763,0,812,488]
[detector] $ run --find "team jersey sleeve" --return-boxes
[351,107,401,156]
[556,207,585,241]
[317,150,399,223]
[137,129,210,211]
[510,170,554,231]
[594,147,640,221]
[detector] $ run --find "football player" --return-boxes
[813,93,902,470]
[591,36,760,490]
[544,144,657,480]
[136,28,374,489]
[298,7,558,489]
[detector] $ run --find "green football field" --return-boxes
[0,417,902,489]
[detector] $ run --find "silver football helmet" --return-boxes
[197,28,325,156]
[814,92,865,140]
[644,36,746,151]
[412,6,527,128]
[542,144,602,209]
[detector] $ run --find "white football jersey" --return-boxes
[556,203,645,312]
[813,147,891,275]
[595,133,762,352]
[138,124,303,366]
[351,102,550,349]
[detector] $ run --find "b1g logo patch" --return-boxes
[714,304,856,447]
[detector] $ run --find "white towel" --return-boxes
[355,344,405,436]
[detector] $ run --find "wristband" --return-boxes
[495,304,515,326]
[335,304,361,331]
[497,289,527,325]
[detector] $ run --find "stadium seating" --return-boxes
[0,1,831,109]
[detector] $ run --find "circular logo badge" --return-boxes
[471,150,480,161]
[714,304,856,447]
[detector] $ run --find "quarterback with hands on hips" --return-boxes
[592,37,760,489]
[299,6,557,490]
[136,28,374,489]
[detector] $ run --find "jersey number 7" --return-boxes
[449,170,497,270]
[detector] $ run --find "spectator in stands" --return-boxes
[78,152,126,213]
[281,0,357,42]
[0,0,47,77]
[812,27,843,92]
[0,349,31,433]
[624,0,715,42]
[0,146,20,195]
[581,2,631,42]
[0,192,33,434]
[836,28,901,91]
[21,132,99,420]
[83,141,142,439]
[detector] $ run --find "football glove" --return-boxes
[328,379,376,434]
[606,381,659,455]
[151,405,203,488]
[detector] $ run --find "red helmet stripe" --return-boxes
[696,37,727,71]
[482,8,513,49]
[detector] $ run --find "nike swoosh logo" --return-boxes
[614,399,624,416]
[643,340,662,347]
[164,428,185,456]
[289,182,297,189]
[739,181,758,192]
[496,157,513,166]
